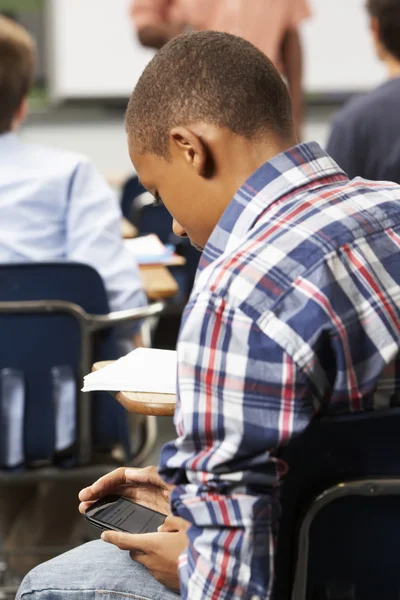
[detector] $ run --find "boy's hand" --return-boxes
[101,515,189,592]
[78,466,172,516]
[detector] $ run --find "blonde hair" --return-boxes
[0,15,37,132]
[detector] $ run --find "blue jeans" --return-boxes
[17,539,181,600]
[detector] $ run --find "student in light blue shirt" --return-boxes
[0,15,146,572]
[0,131,146,325]
[0,22,146,324]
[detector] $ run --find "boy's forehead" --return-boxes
[129,148,168,191]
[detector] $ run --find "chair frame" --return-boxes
[292,477,400,600]
[0,299,164,466]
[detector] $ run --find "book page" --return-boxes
[124,234,173,263]
[82,348,176,394]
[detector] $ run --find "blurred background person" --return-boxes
[327,0,400,182]
[0,14,147,576]
[0,15,146,350]
[131,0,311,138]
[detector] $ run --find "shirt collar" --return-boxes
[199,141,348,270]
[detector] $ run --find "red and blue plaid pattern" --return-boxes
[159,142,400,599]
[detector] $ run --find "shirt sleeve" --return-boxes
[130,0,171,30]
[66,159,146,317]
[159,293,316,599]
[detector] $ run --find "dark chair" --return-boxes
[0,262,164,593]
[120,175,146,222]
[131,191,173,245]
[128,190,200,348]
[0,262,164,469]
[273,408,400,600]
[122,177,174,246]
[132,192,200,297]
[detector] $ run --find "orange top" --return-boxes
[131,0,311,70]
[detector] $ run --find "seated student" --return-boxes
[18,32,400,600]
[327,0,400,182]
[0,16,146,327]
[0,15,146,574]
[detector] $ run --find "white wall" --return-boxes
[47,0,155,100]
[303,0,385,93]
[48,0,386,101]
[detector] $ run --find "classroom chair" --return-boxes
[0,262,164,593]
[120,175,146,222]
[132,192,200,294]
[273,408,400,600]
[0,262,164,469]
[128,189,200,348]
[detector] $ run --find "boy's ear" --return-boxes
[169,126,213,178]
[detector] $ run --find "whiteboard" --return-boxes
[48,0,386,100]
[47,0,155,100]
[304,0,385,93]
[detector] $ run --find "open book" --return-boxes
[82,348,177,394]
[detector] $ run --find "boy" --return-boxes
[18,31,400,600]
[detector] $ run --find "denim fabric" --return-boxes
[17,540,180,600]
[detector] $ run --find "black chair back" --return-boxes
[0,262,129,468]
[274,408,400,599]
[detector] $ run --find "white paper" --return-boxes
[82,348,177,395]
[124,234,169,257]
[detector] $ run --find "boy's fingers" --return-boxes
[78,467,128,502]
[124,466,167,489]
[78,501,95,514]
[101,531,155,553]
[158,515,190,532]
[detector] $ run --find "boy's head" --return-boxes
[367,0,400,63]
[0,15,36,134]
[126,31,295,250]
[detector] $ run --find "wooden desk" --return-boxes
[93,361,176,417]
[139,264,180,301]
[125,233,186,300]
[121,218,138,239]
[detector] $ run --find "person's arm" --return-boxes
[66,159,147,322]
[130,0,186,49]
[159,294,316,599]
[281,28,304,141]
[137,22,186,49]
[281,0,311,140]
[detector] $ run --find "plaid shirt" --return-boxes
[159,142,400,600]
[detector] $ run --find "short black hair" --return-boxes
[126,31,294,157]
[367,0,400,60]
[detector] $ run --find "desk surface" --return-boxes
[121,223,185,300]
[139,265,179,301]
[93,361,176,416]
